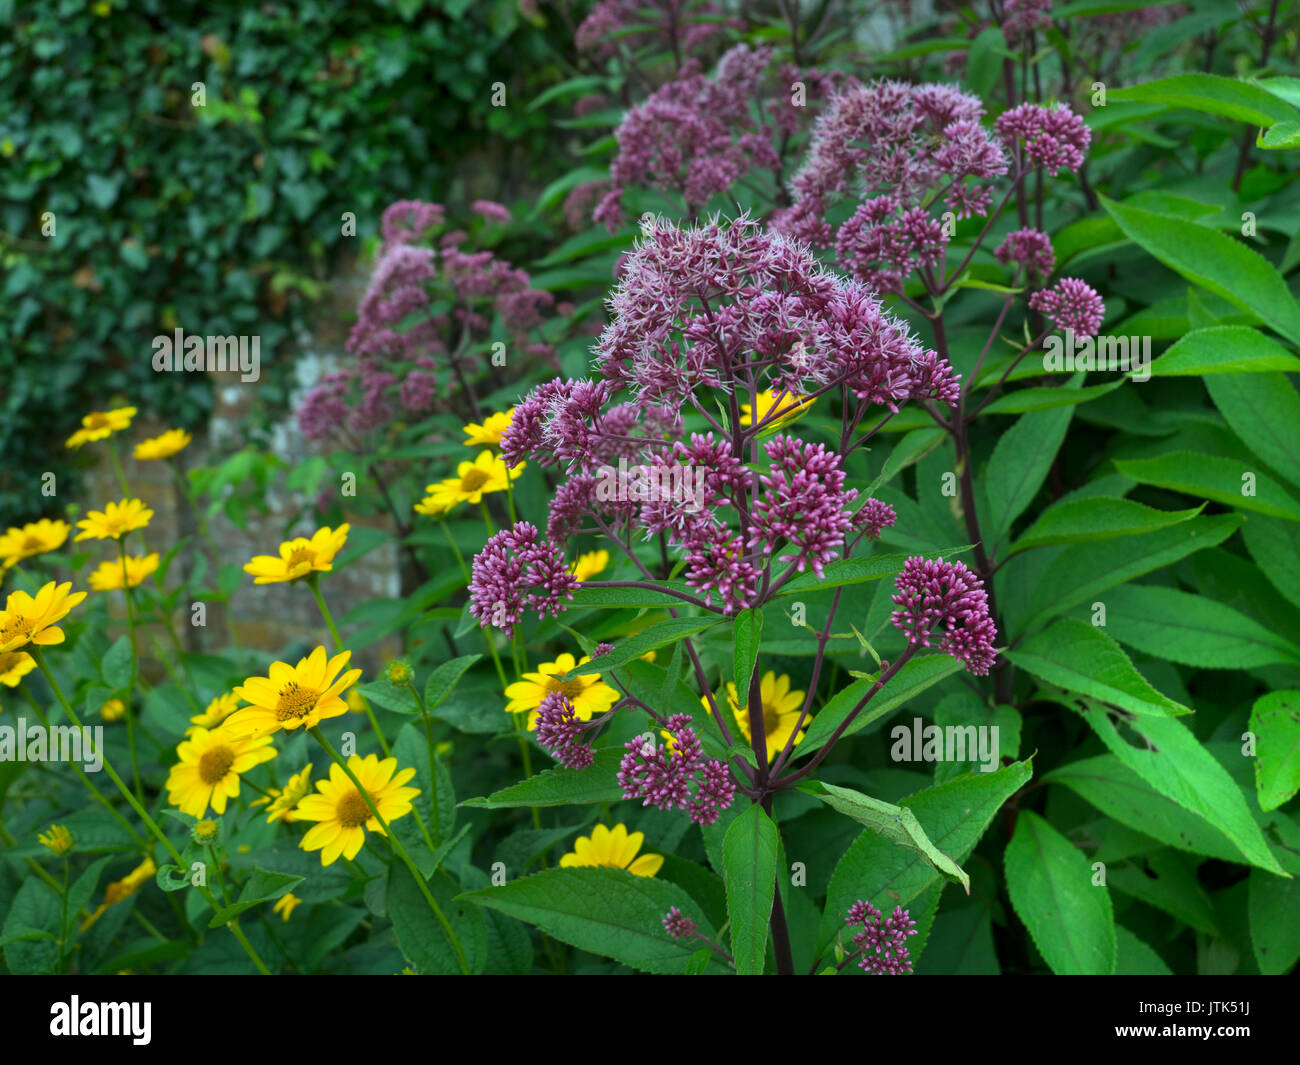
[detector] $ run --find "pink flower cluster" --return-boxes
[845,900,918,975]
[534,692,596,769]
[774,80,1007,292]
[994,227,1056,276]
[995,104,1092,176]
[468,521,578,639]
[296,199,553,442]
[1029,277,1105,337]
[890,556,998,675]
[1002,0,1052,42]
[617,714,736,825]
[595,45,783,230]
[662,906,698,940]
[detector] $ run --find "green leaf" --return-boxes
[1098,584,1300,669]
[568,583,700,609]
[1007,617,1192,716]
[802,781,969,892]
[732,609,763,711]
[819,759,1032,950]
[979,380,1123,415]
[1107,851,1218,936]
[1113,451,1300,521]
[1045,754,1246,865]
[1204,372,1300,491]
[1107,73,1300,127]
[424,654,481,710]
[1005,811,1116,974]
[1243,515,1300,610]
[2,878,60,973]
[1100,196,1300,348]
[1249,867,1300,974]
[101,636,132,691]
[984,405,1075,556]
[797,654,964,755]
[460,748,626,809]
[1151,326,1300,376]
[1249,691,1300,811]
[1068,697,1285,875]
[565,616,722,676]
[208,868,305,927]
[459,867,718,974]
[1008,498,1203,556]
[388,865,488,974]
[1011,513,1243,635]
[776,551,966,595]
[722,804,778,974]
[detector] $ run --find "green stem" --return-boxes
[406,681,443,847]
[108,442,131,496]
[30,649,270,975]
[118,541,144,803]
[309,727,470,974]
[308,576,391,758]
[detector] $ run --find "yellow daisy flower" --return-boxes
[226,646,363,737]
[0,581,87,653]
[257,763,314,824]
[272,893,302,921]
[165,725,277,817]
[87,552,160,591]
[101,697,126,722]
[74,498,153,542]
[504,652,620,729]
[705,670,807,763]
[295,753,420,866]
[187,692,240,735]
[38,824,74,856]
[133,428,192,461]
[0,519,71,569]
[422,450,522,512]
[0,651,36,688]
[559,823,662,877]
[243,523,349,585]
[739,390,812,430]
[81,857,155,930]
[569,549,609,582]
[462,408,515,449]
[412,493,453,518]
[66,406,137,450]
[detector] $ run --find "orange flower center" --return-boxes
[337,789,372,828]
[286,546,317,569]
[198,745,235,785]
[460,467,492,492]
[275,681,320,722]
[0,614,35,644]
[86,412,111,430]
[21,535,44,553]
[547,675,587,700]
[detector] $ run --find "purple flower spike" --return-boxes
[534,692,596,770]
[890,556,998,675]
[618,715,735,825]
[845,899,917,974]
[663,906,698,940]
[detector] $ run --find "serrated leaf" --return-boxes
[1007,498,1203,556]
[1005,812,1117,975]
[459,748,626,809]
[1150,326,1300,375]
[722,804,778,974]
[1249,691,1300,811]
[424,654,481,710]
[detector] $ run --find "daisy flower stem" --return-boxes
[108,442,131,496]
[30,649,272,975]
[309,577,392,759]
[118,542,145,804]
[17,684,148,848]
[309,727,470,974]
[437,519,470,581]
[405,682,443,847]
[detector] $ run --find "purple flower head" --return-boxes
[750,435,857,577]
[534,692,596,770]
[471,199,511,224]
[469,521,578,639]
[995,104,1091,175]
[663,906,698,940]
[891,556,998,675]
[854,498,897,540]
[1030,277,1105,337]
[844,900,918,974]
[1002,0,1053,42]
[994,227,1056,275]
[399,370,436,413]
[380,199,446,252]
[618,714,735,825]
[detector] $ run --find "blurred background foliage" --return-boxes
[0,0,572,525]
